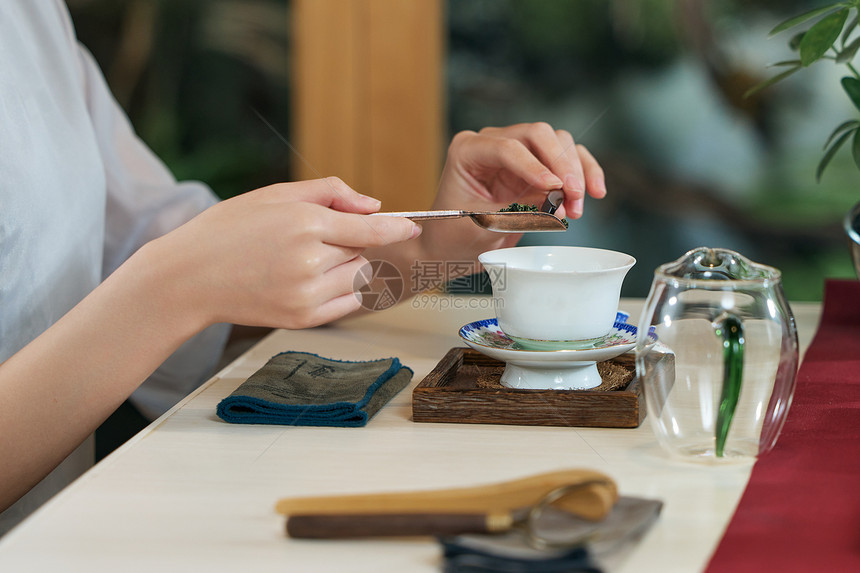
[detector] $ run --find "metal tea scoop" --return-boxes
[442,492,664,567]
[372,190,566,233]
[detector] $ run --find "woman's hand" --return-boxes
[415,122,606,270]
[144,177,420,331]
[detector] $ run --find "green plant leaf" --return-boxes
[789,31,805,50]
[770,59,803,67]
[841,9,858,44]
[853,129,860,170]
[816,127,855,181]
[800,8,850,66]
[770,3,848,36]
[837,36,860,61]
[824,119,860,148]
[743,65,801,99]
[842,76,860,110]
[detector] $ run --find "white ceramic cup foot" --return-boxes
[499,361,602,390]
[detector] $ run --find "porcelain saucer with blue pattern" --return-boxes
[458,312,655,390]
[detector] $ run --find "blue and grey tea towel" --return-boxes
[216,351,413,427]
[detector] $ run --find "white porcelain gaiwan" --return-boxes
[469,246,638,390]
[478,246,636,351]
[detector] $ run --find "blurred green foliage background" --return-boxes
[68,0,858,300]
[69,0,293,198]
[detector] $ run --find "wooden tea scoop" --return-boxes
[372,191,567,233]
[276,469,617,538]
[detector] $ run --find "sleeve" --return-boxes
[75,46,216,278]
[75,42,231,420]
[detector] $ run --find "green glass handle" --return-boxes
[714,314,744,457]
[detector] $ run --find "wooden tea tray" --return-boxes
[412,347,649,428]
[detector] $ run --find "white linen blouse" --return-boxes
[0,0,230,534]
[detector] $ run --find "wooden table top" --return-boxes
[0,296,822,573]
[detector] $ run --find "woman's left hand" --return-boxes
[416,122,606,266]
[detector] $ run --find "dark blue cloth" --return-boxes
[441,537,601,573]
[216,352,412,427]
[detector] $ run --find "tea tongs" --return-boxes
[372,190,566,232]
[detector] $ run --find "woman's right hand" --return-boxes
[140,177,420,331]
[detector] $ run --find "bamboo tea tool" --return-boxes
[276,469,617,539]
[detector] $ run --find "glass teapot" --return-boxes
[635,247,799,462]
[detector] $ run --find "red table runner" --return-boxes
[706,279,860,572]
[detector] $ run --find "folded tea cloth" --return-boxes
[216,352,413,427]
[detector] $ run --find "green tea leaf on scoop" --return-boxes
[498,203,539,212]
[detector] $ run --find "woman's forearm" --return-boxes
[0,241,203,511]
